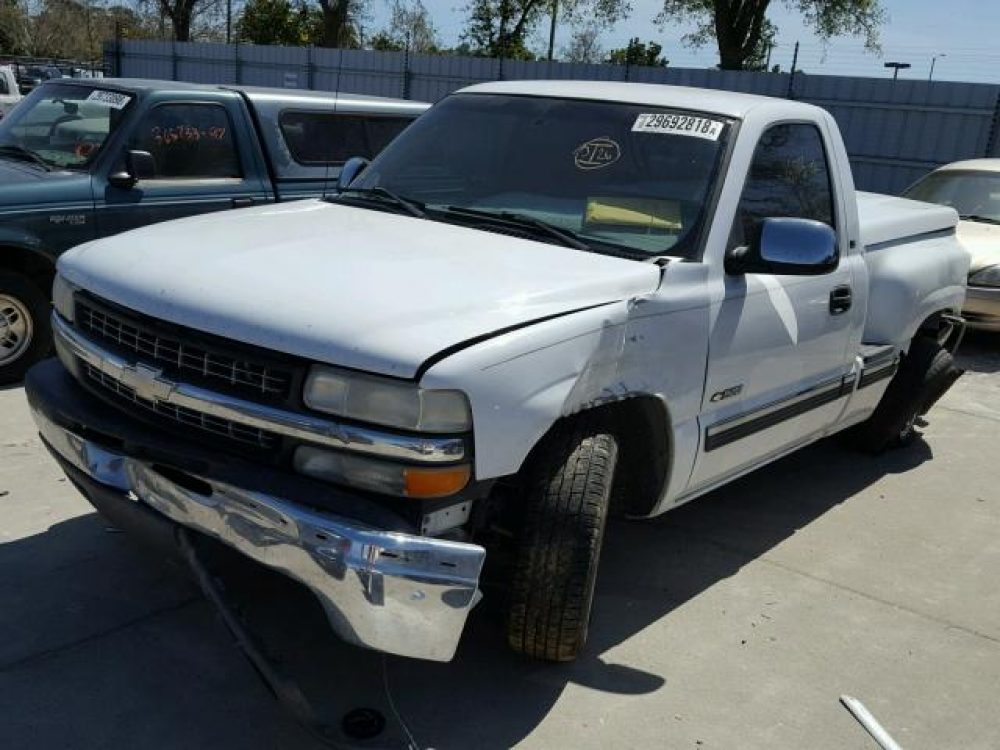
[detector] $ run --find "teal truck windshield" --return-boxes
[354,94,731,259]
[0,85,133,170]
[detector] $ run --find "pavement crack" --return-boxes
[0,596,202,673]
[936,404,1000,424]
[754,555,1000,646]
[674,530,1000,647]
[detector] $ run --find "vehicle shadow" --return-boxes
[207,433,933,749]
[0,434,933,750]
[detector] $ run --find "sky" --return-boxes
[365,0,1000,84]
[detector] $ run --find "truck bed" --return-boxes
[857,191,958,247]
[857,192,969,346]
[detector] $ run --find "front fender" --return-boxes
[420,301,666,481]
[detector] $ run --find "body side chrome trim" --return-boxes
[53,313,466,464]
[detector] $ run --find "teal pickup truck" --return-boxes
[0,78,427,382]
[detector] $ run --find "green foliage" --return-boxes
[606,37,667,66]
[461,0,628,59]
[237,0,322,45]
[371,0,439,52]
[657,0,885,70]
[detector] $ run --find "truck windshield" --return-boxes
[351,94,731,259]
[904,170,1000,224]
[0,84,133,170]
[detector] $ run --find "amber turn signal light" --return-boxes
[403,465,471,499]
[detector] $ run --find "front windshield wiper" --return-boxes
[441,205,592,251]
[959,214,1000,226]
[336,186,427,219]
[0,144,52,171]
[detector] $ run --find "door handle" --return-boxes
[829,285,852,315]
[231,197,255,208]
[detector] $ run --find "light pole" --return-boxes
[884,61,911,81]
[929,53,946,82]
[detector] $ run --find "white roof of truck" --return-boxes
[460,80,822,119]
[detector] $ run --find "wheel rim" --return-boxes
[899,411,918,441]
[0,293,34,367]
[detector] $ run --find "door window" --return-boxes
[733,123,835,247]
[278,112,413,165]
[0,76,8,96]
[131,103,241,179]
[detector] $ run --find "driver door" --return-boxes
[688,122,860,491]
[94,98,270,237]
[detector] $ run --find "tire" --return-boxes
[0,271,51,385]
[848,337,962,454]
[506,419,618,662]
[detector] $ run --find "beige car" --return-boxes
[905,159,1000,331]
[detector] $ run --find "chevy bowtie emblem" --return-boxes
[118,362,176,402]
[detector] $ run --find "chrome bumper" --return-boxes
[32,408,485,662]
[964,285,1000,330]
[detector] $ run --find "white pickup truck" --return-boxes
[0,66,22,119]
[27,81,969,664]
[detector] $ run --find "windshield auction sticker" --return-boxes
[86,89,132,110]
[632,113,724,140]
[574,137,621,170]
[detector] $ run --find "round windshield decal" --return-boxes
[573,137,621,170]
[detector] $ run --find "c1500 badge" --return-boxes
[710,384,744,402]
[573,137,621,170]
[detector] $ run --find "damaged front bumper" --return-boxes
[26,360,485,662]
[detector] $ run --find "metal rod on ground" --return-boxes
[840,695,904,750]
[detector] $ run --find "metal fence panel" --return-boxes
[105,39,1000,194]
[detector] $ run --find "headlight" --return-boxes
[52,274,77,321]
[304,365,472,432]
[969,265,1000,288]
[294,446,471,498]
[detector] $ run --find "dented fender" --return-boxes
[421,262,712,504]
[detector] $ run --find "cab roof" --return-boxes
[459,80,822,120]
[43,77,427,112]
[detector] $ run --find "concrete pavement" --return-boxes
[1,335,998,749]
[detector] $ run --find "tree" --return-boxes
[460,0,627,59]
[561,22,602,62]
[316,0,369,47]
[237,0,320,44]
[370,0,438,52]
[657,0,885,71]
[606,37,667,66]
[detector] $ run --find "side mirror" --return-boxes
[108,150,155,189]
[337,156,369,192]
[726,217,838,276]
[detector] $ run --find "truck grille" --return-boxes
[76,297,295,401]
[84,363,280,450]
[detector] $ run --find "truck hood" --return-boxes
[956,219,1000,274]
[0,159,92,209]
[60,200,662,378]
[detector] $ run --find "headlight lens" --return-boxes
[304,365,471,432]
[969,264,1000,288]
[294,446,471,498]
[52,274,77,321]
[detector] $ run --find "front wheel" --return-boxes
[506,419,618,662]
[0,271,51,385]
